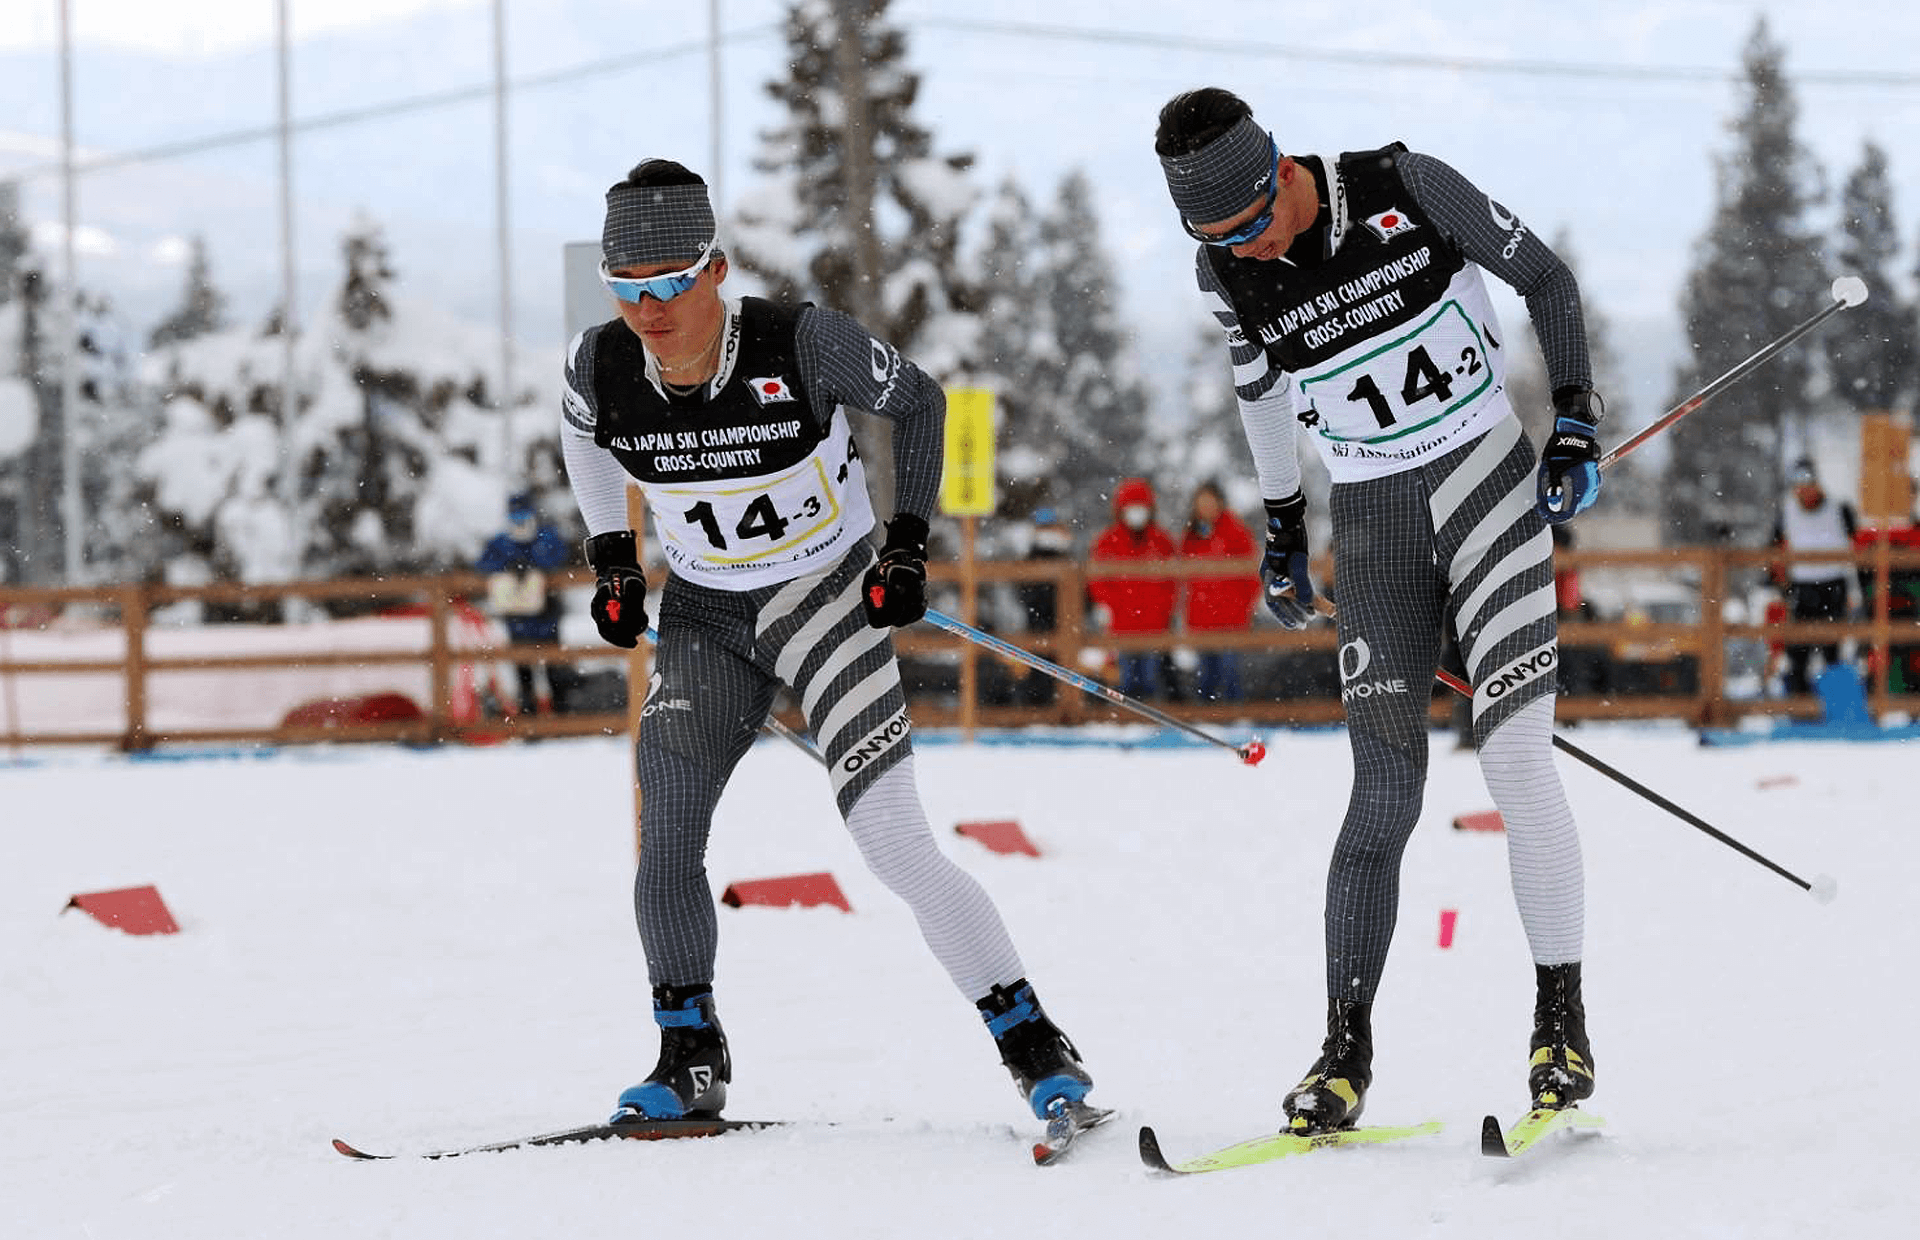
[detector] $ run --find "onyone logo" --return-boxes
[1482,645,1558,700]
[1487,198,1527,260]
[1338,636,1407,700]
[639,671,694,718]
[840,708,911,775]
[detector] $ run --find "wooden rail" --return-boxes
[2,544,1916,752]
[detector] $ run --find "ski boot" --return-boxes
[611,984,731,1122]
[977,979,1094,1120]
[1283,999,1373,1134]
[1528,962,1595,1110]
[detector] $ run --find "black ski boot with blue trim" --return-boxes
[977,979,1094,1121]
[612,984,730,1122]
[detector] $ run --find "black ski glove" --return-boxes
[1260,493,1316,630]
[584,531,648,648]
[862,514,930,629]
[1535,387,1604,524]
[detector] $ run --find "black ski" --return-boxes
[331,1117,784,1160]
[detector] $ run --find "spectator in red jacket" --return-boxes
[1089,476,1178,699]
[1180,480,1260,701]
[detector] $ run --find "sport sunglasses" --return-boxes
[1181,137,1281,248]
[599,241,717,304]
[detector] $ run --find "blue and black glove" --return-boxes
[1535,388,1604,524]
[584,531,648,648]
[1260,493,1316,630]
[861,514,930,629]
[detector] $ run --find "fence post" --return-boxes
[428,582,453,742]
[1697,548,1728,726]
[120,583,150,751]
[1870,528,1893,717]
[1058,561,1087,724]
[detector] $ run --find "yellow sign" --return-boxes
[941,387,997,517]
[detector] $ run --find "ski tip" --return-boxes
[1831,275,1869,308]
[331,1137,386,1160]
[1137,1125,1176,1173]
[1479,1115,1511,1159]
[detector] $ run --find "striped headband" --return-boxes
[601,179,716,270]
[1158,114,1277,227]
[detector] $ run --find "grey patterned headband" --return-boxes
[602,180,716,269]
[1158,114,1277,226]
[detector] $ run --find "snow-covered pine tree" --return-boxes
[1027,169,1154,537]
[0,181,28,307]
[968,176,1054,522]
[1663,18,1831,546]
[730,0,983,515]
[148,236,229,350]
[1825,141,1914,418]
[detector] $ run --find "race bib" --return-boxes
[648,417,872,588]
[1298,300,1500,446]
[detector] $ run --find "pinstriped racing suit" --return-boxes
[1198,144,1592,1001]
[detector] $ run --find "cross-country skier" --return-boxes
[560,158,1094,1128]
[1154,87,1601,1130]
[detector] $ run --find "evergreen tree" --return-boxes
[0,181,28,306]
[969,176,1054,520]
[1028,169,1154,535]
[731,0,984,510]
[148,235,229,349]
[303,218,422,581]
[1662,18,1831,546]
[337,218,396,332]
[1826,141,1914,414]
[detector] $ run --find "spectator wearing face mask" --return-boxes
[1179,479,1260,701]
[1088,477,1178,700]
[477,491,574,716]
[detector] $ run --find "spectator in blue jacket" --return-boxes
[477,491,574,715]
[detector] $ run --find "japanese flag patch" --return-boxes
[1362,208,1418,241]
[749,376,796,405]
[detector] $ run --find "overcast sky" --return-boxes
[6,1,1919,428]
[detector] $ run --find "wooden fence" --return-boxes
[2,543,1916,752]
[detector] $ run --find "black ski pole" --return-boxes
[1601,276,1867,470]
[921,608,1268,765]
[1430,668,1836,901]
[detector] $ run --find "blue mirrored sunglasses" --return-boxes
[599,242,717,304]
[1182,139,1282,248]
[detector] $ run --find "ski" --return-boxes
[1138,1119,1443,1176]
[1480,1107,1605,1158]
[331,1117,785,1161]
[1031,1101,1117,1166]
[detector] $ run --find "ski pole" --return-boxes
[1600,276,1867,470]
[1429,666,1836,901]
[920,608,1268,766]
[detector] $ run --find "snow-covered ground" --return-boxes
[4,725,1909,1239]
